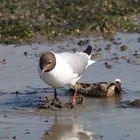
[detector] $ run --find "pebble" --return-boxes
[127,58,130,63]
[105,44,112,52]
[120,45,128,51]
[111,56,120,62]
[24,51,28,56]
[77,40,89,46]
[112,40,121,45]
[12,136,16,139]
[104,62,112,69]
[45,120,48,123]
[0,59,6,64]
[130,99,140,107]
[24,131,31,134]
[133,50,140,58]
[24,129,31,134]
[72,48,76,53]
[3,115,7,118]
[137,37,140,42]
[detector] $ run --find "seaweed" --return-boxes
[0,0,140,44]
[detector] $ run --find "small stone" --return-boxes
[112,41,121,45]
[137,37,140,42]
[25,131,31,134]
[127,58,130,63]
[112,53,118,56]
[133,50,140,58]
[109,37,115,42]
[24,51,28,56]
[105,44,112,49]
[2,59,6,62]
[38,96,42,99]
[76,29,80,33]
[3,115,7,118]
[77,40,89,46]
[120,45,128,51]
[12,136,16,139]
[130,99,140,107]
[72,48,76,53]
[15,91,19,95]
[0,59,6,64]
[45,131,49,135]
[112,56,120,62]
[104,62,112,69]
[105,44,112,52]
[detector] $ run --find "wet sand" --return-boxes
[0,33,140,140]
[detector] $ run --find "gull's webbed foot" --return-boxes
[50,97,62,108]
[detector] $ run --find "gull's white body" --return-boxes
[40,51,95,88]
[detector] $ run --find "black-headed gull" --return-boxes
[39,46,95,106]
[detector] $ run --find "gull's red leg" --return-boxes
[71,85,77,106]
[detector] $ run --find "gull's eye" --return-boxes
[48,60,52,64]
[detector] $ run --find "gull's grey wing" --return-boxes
[59,52,91,76]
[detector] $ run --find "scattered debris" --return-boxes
[12,136,16,140]
[0,59,6,64]
[77,40,89,46]
[3,115,7,118]
[120,45,128,51]
[105,44,112,52]
[38,95,85,110]
[104,62,113,69]
[24,51,28,56]
[130,99,140,107]
[133,50,140,58]
[120,99,140,108]
[137,37,140,42]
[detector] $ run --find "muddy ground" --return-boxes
[0,33,140,140]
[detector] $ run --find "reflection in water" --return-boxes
[42,96,122,140]
[42,113,94,140]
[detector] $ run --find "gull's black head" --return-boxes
[39,51,56,78]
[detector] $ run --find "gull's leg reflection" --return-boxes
[42,112,94,140]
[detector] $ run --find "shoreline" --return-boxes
[0,0,140,44]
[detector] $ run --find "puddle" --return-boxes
[0,33,140,140]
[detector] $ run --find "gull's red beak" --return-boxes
[40,69,46,79]
[40,64,51,79]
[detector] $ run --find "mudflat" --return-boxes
[0,33,140,140]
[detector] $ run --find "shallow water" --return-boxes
[0,33,140,140]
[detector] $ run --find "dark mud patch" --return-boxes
[0,79,122,112]
[37,94,85,111]
[0,84,139,113]
[0,88,53,111]
[0,87,85,112]
[120,99,140,108]
[0,91,41,111]
[119,90,140,108]
[0,33,140,140]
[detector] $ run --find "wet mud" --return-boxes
[0,33,140,140]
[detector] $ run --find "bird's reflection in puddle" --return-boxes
[42,113,94,140]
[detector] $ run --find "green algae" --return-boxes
[0,0,140,44]
[120,45,128,51]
